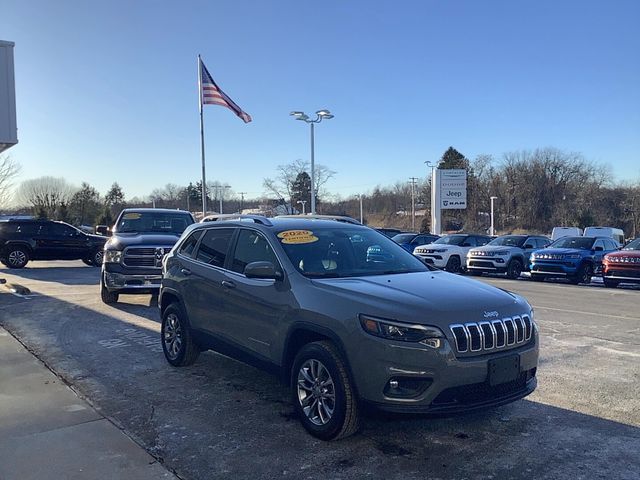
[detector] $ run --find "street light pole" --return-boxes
[490,196,498,236]
[359,194,364,224]
[409,177,418,231]
[216,185,231,214]
[297,200,307,214]
[290,109,334,215]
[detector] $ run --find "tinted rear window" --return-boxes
[195,228,234,268]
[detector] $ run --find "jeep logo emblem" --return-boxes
[483,311,499,318]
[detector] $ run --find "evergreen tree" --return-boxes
[291,171,312,211]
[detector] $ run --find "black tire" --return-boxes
[506,259,523,279]
[100,275,119,304]
[291,341,360,441]
[161,303,200,367]
[569,263,593,285]
[5,246,30,269]
[603,277,619,289]
[445,256,462,273]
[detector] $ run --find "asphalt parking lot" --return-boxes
[1,261,639,480]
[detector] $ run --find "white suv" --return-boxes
[413,234,492,273]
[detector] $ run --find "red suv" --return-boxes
[602,238,640,288]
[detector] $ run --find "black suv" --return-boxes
[0,219,107,268]
[159,216,538,440]
[101,208,195,303]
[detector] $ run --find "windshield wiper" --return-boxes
[305,272,343,278]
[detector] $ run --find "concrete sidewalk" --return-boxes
[0,326,176,480]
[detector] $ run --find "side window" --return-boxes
[178,230,203,258]
[593,239,605,250]
[462,236,477,247]
[475,236,490,246]
[606,239,617,250]
[195,228,234,268]
[231,230,281,274]
[536,238,549,248]
[412,236,428,246]
[50,223,77,237]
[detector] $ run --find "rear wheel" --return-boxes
[161,303,200,367]
[445,256,462,273]
[89,249,103,267]
[570,263,593,285]
[603,278,619,289]
[292,341,360,441]
[100,275,119,304]
[5,246,29,269]
[506,259,523,279]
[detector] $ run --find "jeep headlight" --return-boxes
[104,250,123,263]
[359,315,444,348]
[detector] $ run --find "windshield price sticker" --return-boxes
[123,213,141,220]
[277,230,319,244]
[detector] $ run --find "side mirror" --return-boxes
[244,261,282,280]
[594,246,604,252]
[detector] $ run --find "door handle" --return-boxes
[180,268,192,276]
[221,280,236,289]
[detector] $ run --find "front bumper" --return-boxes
[347,327,539,414]
[466,256,508,272]
[603,265,640,283]
[414,253,448,268]
[103,263,162,292]
[530,261,579,277]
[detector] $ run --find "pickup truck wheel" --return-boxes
[89,250,104,267]
[100,276,119,304]
[570,263,593,285]
[506,259,523,279]
[6,246,29,269]
[161,303,199,367]
[291,341,360,441]
[445,256,462,273]
[603,278,619,288]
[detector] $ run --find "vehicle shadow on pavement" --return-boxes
[1,291,639,480]
[0,265,100,286]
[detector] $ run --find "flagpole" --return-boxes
[198,54,207,217]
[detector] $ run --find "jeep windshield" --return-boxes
[487,235,526,247]
[550,236,595,250]
[433,234,467,245]
[114,211,194,235]
[278,227,428,278]
[623,238,640,250]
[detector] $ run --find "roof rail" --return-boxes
[200,214,273,226]
[275,214,362,225]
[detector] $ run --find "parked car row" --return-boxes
[408,231,640,289]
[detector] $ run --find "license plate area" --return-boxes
[488,355,520,386]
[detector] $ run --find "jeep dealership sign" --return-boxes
[440,169,467,209]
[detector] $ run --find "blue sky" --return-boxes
[2,0,639,201]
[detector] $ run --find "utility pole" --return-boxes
[409,177,418,231]
[359,194,364,224]
[238,192,247,213]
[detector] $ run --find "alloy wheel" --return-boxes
[8,250,26,267]
[297,359,336,426]
[163,313,183,360]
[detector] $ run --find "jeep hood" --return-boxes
[311,271,526,325]
[537,247,588,256]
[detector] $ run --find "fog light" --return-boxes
[384,377,433,398]
[389,379,399,389]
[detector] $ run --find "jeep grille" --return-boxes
[449,315,532,354]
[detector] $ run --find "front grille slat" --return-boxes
[122,245,170,268]
[450,314,533,355]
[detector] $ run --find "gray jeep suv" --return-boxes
[159,217,538,440]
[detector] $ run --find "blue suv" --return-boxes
[529,236,619,285]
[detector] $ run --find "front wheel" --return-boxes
[570,263,593,285]
[100,276,119,304]
[89,249,104,267]
[5,246,30,269]
[506,259,523,279]
[292,341,360,441]
[445,256,462,273]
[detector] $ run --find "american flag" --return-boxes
[199,58,252,123]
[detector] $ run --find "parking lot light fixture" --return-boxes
[290,109,335,214]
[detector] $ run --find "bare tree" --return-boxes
[263,159,336,210]
[0,155,21,207]
[15,176,77,218]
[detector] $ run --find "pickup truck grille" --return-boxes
[122,246,171,268]
[450,315,533,354]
